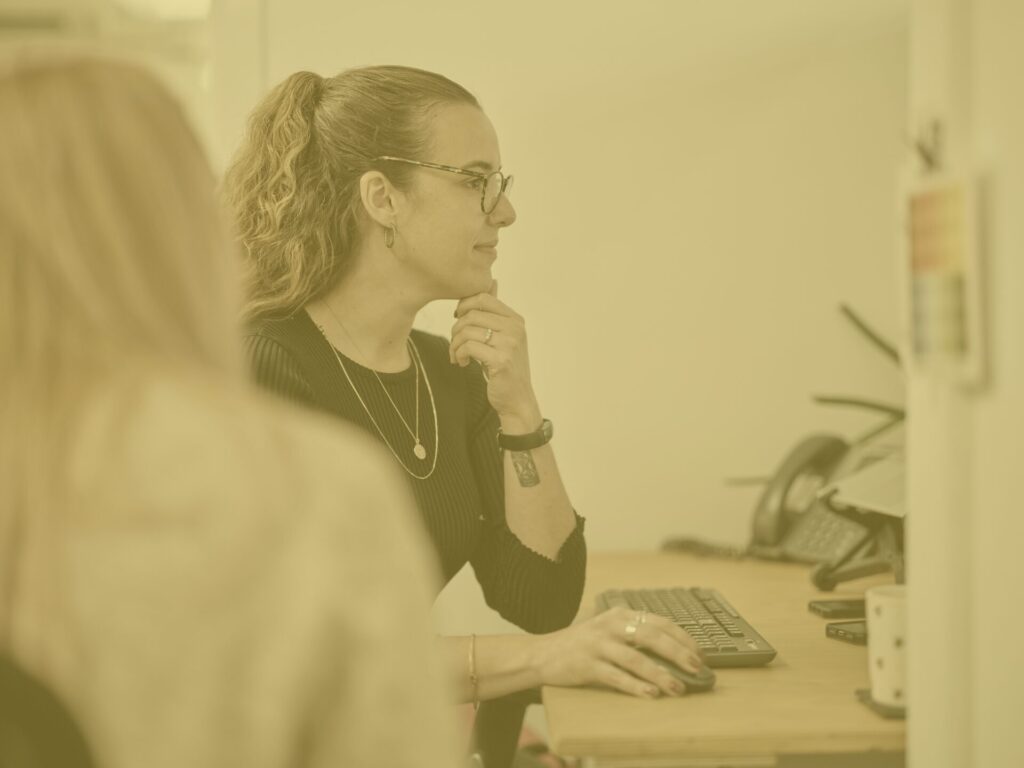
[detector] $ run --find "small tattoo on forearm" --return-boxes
[511,450,541,487]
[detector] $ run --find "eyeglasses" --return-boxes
[375,156,514,214]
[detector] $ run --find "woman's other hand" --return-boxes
[450,281,540,427]
[531,608,706,698]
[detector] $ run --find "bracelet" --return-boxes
[468,633,479,711]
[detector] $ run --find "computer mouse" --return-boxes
[640,649,717,693]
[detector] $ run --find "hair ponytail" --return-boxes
[224,71,339,320]
[224,66,479,320]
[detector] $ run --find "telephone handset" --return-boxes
[749,434,871,564]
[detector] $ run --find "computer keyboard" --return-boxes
[596,587,777,667]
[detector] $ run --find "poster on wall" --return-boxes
[900,174,985,388]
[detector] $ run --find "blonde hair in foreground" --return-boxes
[0,49,242,644]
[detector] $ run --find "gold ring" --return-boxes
[483,327,494,344]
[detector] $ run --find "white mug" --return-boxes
[866,584,907,709]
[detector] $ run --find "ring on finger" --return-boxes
[624,615,641,647]
[639,610,648,625]
[483,327,494,345]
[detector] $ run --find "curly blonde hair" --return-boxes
[223,65,479,321]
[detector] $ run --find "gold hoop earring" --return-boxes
[384,225,396,249]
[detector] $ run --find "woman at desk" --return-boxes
[227,65,704,712]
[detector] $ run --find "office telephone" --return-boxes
[747,434,872,565]
[663,422,903,584]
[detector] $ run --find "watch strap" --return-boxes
[497,418,553,451]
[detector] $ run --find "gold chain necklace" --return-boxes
[316,304,439,480]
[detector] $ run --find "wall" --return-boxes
[966,4,1024,763]
[244,1,909,635]
[9,2,1020,759]
[259,0,907,548]
[0,1,214,161]
[906,0,1024,766]
[32,0,911,665]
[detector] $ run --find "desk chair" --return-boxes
[0,654,95,768]
[471,688,543,768]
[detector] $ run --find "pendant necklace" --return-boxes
[316,302,439,480]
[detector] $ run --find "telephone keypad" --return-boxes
[781,507,871,564]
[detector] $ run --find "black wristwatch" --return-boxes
[497,418,554,451]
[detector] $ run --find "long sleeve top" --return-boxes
[245,310,586,633]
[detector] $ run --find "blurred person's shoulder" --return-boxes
[67,366,426,554]
[59,368,454,768]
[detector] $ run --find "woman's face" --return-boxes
[395,103,516,299]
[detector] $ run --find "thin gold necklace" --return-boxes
[316,303,439,480]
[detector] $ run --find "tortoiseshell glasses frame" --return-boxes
[375,156,514,214]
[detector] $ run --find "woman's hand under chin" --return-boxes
[449,280,542,430]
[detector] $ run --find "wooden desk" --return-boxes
[542,551,905,767]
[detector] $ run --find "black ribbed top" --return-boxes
[244,310,586,633]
